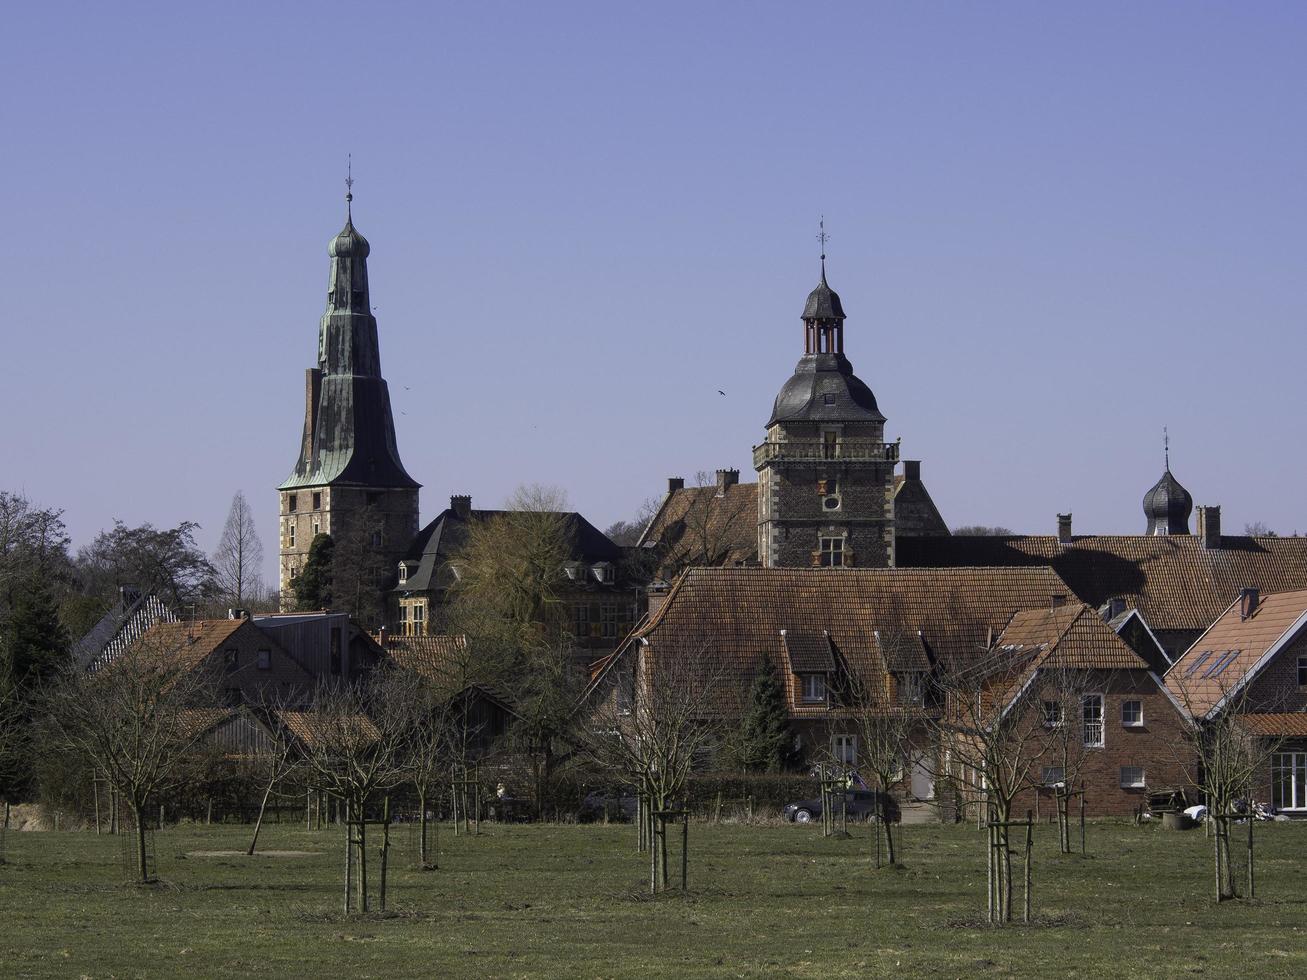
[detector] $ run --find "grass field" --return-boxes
[2,817,1306,978]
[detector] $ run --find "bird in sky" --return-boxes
[718,390,727,396]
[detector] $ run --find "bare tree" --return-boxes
[291,677,408,912]
[213,491,264,609]
[929,645,1049,924]
[387,668,461,869]
[1169,676,1281,902]
[42,633,216,882]
[843,631,923,866]
[244,703,301,856]
[657,471,753,577]
[584,643,725,887]
[1034,665,1103,854]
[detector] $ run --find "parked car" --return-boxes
[578,788,639,822]
[783,789,900,824]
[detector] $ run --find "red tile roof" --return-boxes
[1236,713,1307,738]
[639,482,758,574]
[898,534,1307,634]
[1164,588,1307,717]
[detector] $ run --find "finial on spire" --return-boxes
[817,215,830,279]
[345,154,354,220]
[1164,426,1170,470]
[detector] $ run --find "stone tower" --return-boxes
[277,192,420,606]
[755,257,898,567]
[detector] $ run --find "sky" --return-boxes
[3,2,1306,584]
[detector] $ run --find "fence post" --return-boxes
[343,800,353,916]
[1079,789,1086,855]
[1024,810,1033,925]
[681,815,688,893]
[379,796,390,913]
[1247,813,1255,900]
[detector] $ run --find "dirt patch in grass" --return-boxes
[187,850,321,858]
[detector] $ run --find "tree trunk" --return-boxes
[883,795,897,865]
[357,808,369,913]
[418,787,430,868]
[247,778,275,856]
[130,802,149,884]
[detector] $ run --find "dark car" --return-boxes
[578,788,639,822]
[783,789,900,824]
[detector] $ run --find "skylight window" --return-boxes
[1185,651,1213,676]
[1206,649,1242,678]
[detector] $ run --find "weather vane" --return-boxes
[345,154,354,217]
[1164,426,1170,470]
[817,215,829,261]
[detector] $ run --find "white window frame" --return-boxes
[832,734,857,765]
[801,673,828,704]
[287,522,296,549]
[1041,766,1065,787]
[1121,700,1143,727]
[818,536,844,568]
[1272,752,1307,811]
[398,563,408,584]
[1082,693,1105,748]
[1119,766,1145,789]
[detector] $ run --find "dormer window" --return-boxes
[592,562,614,584]
[801,673,828,703]
[563,561,582,581]
[896,671,925,705]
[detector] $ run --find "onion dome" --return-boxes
[1143,467,1193,535]
[803,265,846,320]
[329,218,370,259]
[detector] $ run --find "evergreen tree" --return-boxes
[294,533,334,611]
[735,655,793,772]
[1,580,70,689]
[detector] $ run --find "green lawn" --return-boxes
[2,817,1306,978]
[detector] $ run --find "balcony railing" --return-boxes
[753,438,899,467]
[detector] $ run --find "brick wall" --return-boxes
[1248,631,1307,712]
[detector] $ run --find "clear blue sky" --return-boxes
[4,2,1306,583]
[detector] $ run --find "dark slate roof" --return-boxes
[802,270,845,320]
[767,352,884,426]
[397,508,623,594]
[72,589,177,670]
[782,630,835,672]
[1143,468,1193,535]
[329,217,370,258]
[897,534,1307,635]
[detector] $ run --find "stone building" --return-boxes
[277,193,420,605]
[755,260,900,568]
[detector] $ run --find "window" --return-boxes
[822,430,839,460]
[257,650,271,671]
[288,523,296,548]
[832,734,857,765]
[1298,657,1307,687]
[574,603,591,638]
[288,494,298,513]
[1042,700,1064,728]
[1041,766,1065,787]
[312,491,322,510]
[801,673,827,703]
[1121,700,1143,727]
[1119,766,1146,789]
[1185,651,1213,676]
[1082,694,1104,747]
[593,563,614,584]
[818,536,844,568]
[312,521,321,537]
[601,605,620,639]
[1272,752,1307,810]
[896,672,925,705]
[371,531,383,548]
[398,563,408,584]
[823,393,836,405]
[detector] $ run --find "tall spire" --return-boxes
[1164,425,1170,471]
[817,215,830,283]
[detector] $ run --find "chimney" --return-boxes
[646,581,671,619]
[1197,505,1222,549]
[1051,592,1068,610]
[1105,597,1127,621]
[1239,588,1260,621]
[450,494,472,518]
[1057,513,1073,545]
[715,468,740,495]
[667,477,684,493]
[227,608,250,621]
[903,460,921,481]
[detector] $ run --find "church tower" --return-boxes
[1142,435,1192,536]
[755,249,898,568]
[277,187,420,605]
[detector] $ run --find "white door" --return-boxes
[910,755,934,800]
